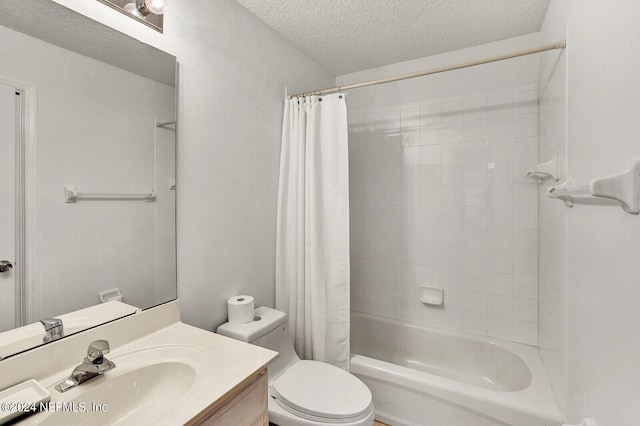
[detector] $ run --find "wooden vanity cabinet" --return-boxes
[188,368,268,426]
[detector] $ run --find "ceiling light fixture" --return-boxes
[96,0,166,32]
[135,0,167,16]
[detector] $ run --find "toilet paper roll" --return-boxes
[227,295,255,324]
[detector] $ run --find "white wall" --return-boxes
[338,34,542,345]
[50,0,335,330]
[539,1,640,424]
[0,24,175,319]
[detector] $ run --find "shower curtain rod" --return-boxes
[290,40,566,98]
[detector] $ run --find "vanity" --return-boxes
[0,301,277,425]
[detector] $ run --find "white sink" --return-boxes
[22,345,213,425]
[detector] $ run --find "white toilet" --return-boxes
[217,306,375,426]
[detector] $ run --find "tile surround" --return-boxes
[538,13,568,413]
[349,83,540,345]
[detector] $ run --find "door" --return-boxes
[0,83,17,332]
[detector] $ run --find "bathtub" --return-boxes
[350,312,562,426]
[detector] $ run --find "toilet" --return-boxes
[217,306,375,426]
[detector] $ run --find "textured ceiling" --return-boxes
[234,0,551,75]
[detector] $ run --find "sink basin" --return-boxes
[40,362,195,425]
[23,345,213,425]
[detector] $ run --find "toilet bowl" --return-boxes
[217,306,375,426]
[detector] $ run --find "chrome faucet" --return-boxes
[55,340,116,393]
[40,318,64,343]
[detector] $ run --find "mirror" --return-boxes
[0,0,177,359]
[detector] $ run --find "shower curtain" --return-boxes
[275,94,350,370]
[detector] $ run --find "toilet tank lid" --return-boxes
[216,306,287,342]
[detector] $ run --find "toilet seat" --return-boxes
[271,360,373,424]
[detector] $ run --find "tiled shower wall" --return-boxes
[349,84,540,345]
[538,1,568,412]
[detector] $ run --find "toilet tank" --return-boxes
[217,306,286,343]
[217,306,300,380]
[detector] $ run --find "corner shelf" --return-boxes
[526,154,559,183]
[547,160,640,214]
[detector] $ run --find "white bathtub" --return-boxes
[350,312,562,426]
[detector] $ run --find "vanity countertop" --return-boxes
[0,301,277,425]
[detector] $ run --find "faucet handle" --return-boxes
[87,340,110,364]
[40,318,64,343]
[40,318,63,331]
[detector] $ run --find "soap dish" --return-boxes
[419,285,444,306]
[0,379,50,423]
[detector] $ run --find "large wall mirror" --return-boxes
[0,0,177,359]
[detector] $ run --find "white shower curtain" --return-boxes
[275,94,350,370]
